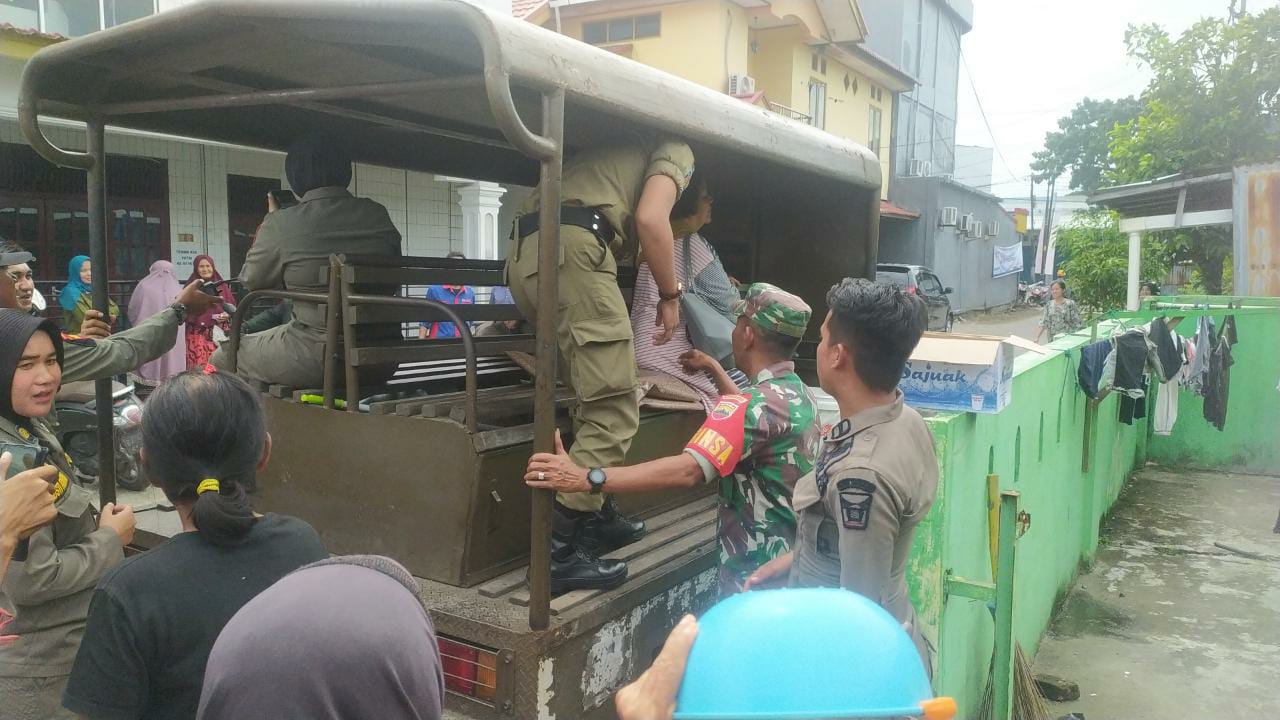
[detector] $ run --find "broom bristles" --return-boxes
[975,643,1053,720]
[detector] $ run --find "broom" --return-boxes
[976,474,1052,720]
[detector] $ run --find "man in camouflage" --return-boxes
[525,283,820,595]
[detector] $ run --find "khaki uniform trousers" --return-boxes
[507,226,639,513]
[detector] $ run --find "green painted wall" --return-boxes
[1148,296,1280,475]
[901,296,1280,717]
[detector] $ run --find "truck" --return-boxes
[18,1,883,716]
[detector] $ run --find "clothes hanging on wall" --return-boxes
[1153,333,1192,436]
[1148,317,1182,383]
[1077,338,1115,400]
[1203,314,1238,431]
[1113,330,1151,425]
[1186,315,1216,396]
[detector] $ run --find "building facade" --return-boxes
[520,0,913,197]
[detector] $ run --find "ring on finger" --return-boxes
[538,471,545,481]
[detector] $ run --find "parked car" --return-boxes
[874,263,954,332]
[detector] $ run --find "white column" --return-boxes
[1126,231,1142,311]
[457,181,507,260]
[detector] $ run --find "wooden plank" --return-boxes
[395,384,534,417]
[507,506,716,608]
[338,253,506,271]
[268,384,296,399]
[348,304,525,324]
[344,265,505,288]
[476,496,717,598]
[350,336,536,366]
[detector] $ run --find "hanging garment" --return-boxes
[1113,330,1150,426]
[1147,317,1182,383]
[1153,334,1189,436]
[1186,316,1216,396]
[1203,319,1236,431]
[1077,339,1115,399]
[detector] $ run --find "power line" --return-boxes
[958,47,1020,184]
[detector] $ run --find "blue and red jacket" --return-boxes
[423,284,474,338]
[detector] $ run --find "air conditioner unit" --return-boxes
[729,74,756,95]
[907,158,931,177]
[971,221,984,238]
[987,221,1000,237]
[940,206,959,226]
[956,213,971,233]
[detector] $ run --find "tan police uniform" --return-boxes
[61,308,181,383]
[789,390,939,673]
[507,141,695,513]
[210,187,401,388]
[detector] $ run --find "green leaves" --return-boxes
[1058,211,1172,317]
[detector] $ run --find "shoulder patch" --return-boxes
[836,477,877,530]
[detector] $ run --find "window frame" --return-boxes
[808,79,827,130]
[583,12,660,45]
[30,0,158,36]
[868,106,883,158]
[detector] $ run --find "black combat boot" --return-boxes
[549,503,628,594]
[579,496,647,555]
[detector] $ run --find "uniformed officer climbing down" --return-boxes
[508,139,697,592]
[745,278,938,674]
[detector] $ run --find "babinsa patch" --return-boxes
[837,477,877,530]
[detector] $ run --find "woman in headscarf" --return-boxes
[185,255,234,369]
[208,134,401,388]
[0,310,133,720]
[127,260,186,383]
[198,555,443,720]
[59,256,118,336]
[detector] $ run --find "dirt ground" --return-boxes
[955,305,1043,342]
[1033,465,1280,719]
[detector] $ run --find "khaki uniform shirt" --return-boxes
[520,140,695,263]
[0,417,123,678]
[790,391,938,667]
[61,308,181,383]
[220,187,401,387]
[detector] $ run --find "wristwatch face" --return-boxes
[588,467,606,492]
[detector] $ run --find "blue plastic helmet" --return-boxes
[674,588,955,719]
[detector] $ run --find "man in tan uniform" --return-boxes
[509,139,695,592]
[210,135,401,387]
[745,278,937,674]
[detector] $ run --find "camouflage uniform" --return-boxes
[683,284,819,595]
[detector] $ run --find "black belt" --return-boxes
[516,205,616,248]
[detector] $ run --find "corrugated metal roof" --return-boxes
[0,22,66,43]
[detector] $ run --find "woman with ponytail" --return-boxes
[62,369,326,720]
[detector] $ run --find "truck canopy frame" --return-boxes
[18,0,882,631]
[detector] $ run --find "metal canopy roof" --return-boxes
[18,0,880,190]
[1088,172,1233,219]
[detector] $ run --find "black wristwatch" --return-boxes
[169,301,188,324]
[587,467,607,494]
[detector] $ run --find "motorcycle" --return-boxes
[1023,281,1048,306]
[54,380,147,491]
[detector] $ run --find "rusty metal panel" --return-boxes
[1234,162,1280,297]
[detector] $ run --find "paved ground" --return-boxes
[1033,466,1280,719]
[955,305,1042,342]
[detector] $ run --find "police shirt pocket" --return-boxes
[568,317,637,402]
[815,516,841,560]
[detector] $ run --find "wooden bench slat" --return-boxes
[348,336,536,366]
[347,304,526,324]
[343,266,506,287]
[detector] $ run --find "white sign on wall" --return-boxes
[173,233,201,273]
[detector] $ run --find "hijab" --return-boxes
[285,134,353,196]
[198,555,443,720]
[0,309,64,424]
[128,260,186,381]
[58,255,91,311]
[185,255,234,329]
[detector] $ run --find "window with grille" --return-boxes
[583,13,660,44]
[808,80,827,130]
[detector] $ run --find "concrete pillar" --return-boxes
[457,181,507,260]
[1127,231,1142,311]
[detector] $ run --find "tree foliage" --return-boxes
[1037,7,1279,298]
[1030,97,1143,193]
[1058,211,1171,318]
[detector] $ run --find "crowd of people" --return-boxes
[0,133,943,719]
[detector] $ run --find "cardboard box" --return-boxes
[899,332,1014,414]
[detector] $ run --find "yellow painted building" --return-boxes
[521,0,914,196]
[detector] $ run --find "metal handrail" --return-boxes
[343,293,481,434]
[225,289,331,373]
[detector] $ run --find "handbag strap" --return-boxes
[682,234,696,292]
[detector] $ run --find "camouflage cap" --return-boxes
[732,282,812,339]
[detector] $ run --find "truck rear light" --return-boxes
[906,286,917,295]
[438,636,499,702]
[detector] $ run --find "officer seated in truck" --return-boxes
[524,283,821,596]
[210,135,402,388]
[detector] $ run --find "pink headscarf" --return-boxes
[128,260,186,382]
